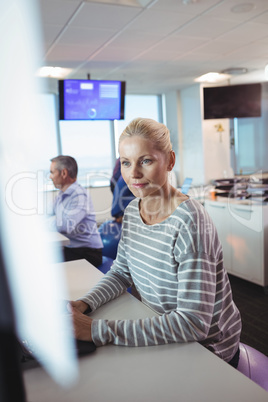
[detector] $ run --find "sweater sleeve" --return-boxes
[89,249,218,347]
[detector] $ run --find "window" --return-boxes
[60,120,113,186]
[231,83,268,176]
[232,117,268,175]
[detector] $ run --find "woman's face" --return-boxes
[119,136,171,199]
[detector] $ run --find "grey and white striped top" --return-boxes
[80,197,241,362]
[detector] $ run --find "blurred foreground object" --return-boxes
[0,0,78,395]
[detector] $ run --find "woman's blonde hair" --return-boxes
[119,117,172,156]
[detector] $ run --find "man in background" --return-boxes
[49,155,103,267]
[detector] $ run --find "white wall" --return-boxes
[202,118,233,183]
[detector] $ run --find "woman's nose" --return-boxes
[130,164,142,178]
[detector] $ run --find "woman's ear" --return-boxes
[167,150,176,171]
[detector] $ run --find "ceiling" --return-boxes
[39,0,268,94]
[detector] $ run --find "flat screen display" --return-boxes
[59,79,126,120]
[203,83,261,119]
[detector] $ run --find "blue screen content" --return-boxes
[63,80,122,120]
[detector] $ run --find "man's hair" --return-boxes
[50,155,78,179]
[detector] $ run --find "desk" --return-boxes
[48,231,70,247]
[23,260,268,402]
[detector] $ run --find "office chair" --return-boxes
[237,342,268,391]
[98,219,122,260]
[97,256,114,274]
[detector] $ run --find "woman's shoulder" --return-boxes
[172,196,207,221]
[125,197,140,211]
[123,197,139,213]
[121,198,141,227]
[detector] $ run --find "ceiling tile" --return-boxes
[70,2,142,29]
[92,46,142,62]
[177,16,240,39]
[125,8,195,35]
[196,40,246,55]
[136,48,176,62]
[84,0,151,5]
[39,0,81,25]
[150,35,208,55]
[106,30,163,50]
[152,0,222,14]
[46,44,98,62]
[41,24,65,51]
[220,21,268,43]
[57,26,117,46]
[253,10,268,24]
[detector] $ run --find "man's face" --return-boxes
[49,162,64,189]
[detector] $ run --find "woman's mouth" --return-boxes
[132,182,147,189]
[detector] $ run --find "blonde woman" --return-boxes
[69,118,241,367]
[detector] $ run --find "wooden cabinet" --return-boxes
[205,199,268,288]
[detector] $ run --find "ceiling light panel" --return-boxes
[195,72,231,83]
[37,66,72,78]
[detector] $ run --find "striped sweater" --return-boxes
[80,197,241,362]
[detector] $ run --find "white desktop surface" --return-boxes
[48,231,70,246]
[23,260,268,402]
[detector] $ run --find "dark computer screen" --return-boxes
[203,83,262,119]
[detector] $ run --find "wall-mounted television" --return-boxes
[59,79,126,121]
[203,83,262,120]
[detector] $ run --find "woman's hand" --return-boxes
[68,303,93,342]
[68,300,88,313]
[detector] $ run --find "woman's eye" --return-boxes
[121,161,130,167]
[142,159,151,165]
